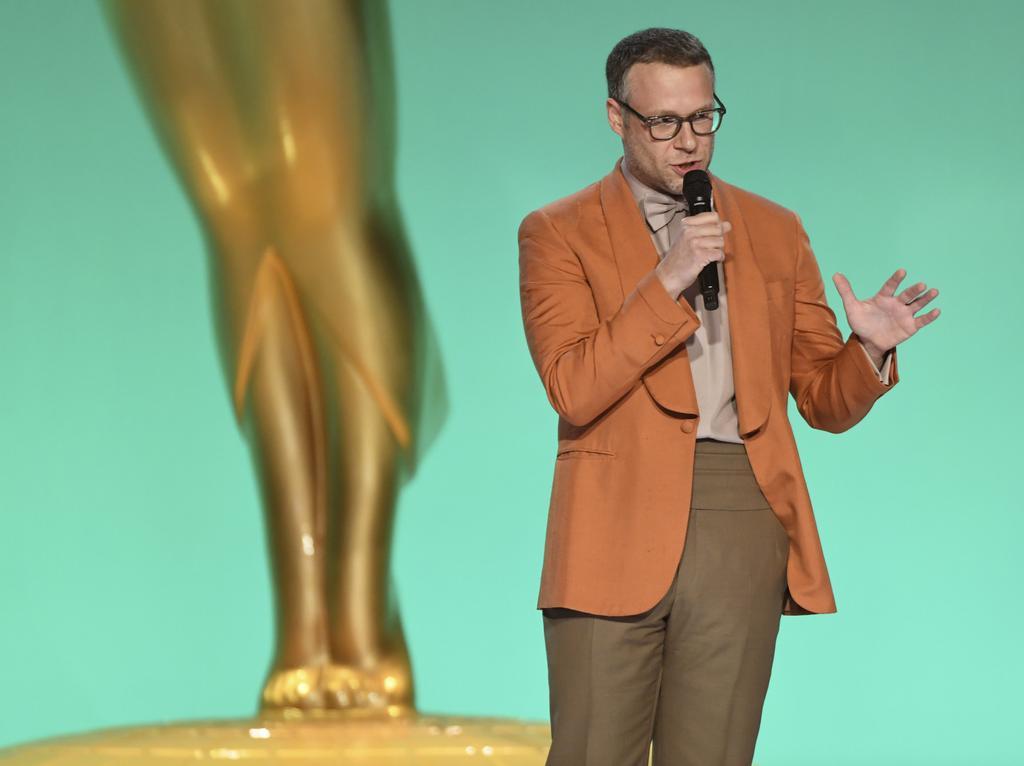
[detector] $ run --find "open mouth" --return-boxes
[671,160,702,175]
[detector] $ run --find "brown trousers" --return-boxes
[542,439,789,766]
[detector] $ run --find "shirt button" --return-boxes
[680,420,695,434]
[653,333,665,345]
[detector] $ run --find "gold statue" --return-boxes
[0,3,555,763]
[100,0,447,713]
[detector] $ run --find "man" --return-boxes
[517,27,939,766]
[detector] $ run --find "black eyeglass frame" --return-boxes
[615,93,727,139]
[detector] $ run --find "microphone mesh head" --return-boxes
[682,168,711,197]
[683,169,712,211]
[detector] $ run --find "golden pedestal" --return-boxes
[0,712,552,766]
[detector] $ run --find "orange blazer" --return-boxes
[517,156,899,617]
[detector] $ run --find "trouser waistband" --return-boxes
[691,438,771,510]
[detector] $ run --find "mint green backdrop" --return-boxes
[1,1,1020,764]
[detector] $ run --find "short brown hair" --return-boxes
[606,27,715,102]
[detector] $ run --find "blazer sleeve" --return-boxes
[788,211,900,433]
[518,208,701,427]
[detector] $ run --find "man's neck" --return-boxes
[621,154,685,201]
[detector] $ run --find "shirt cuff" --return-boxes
[858,339,893,386]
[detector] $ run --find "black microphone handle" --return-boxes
[683,169,720,311]
[698,260,720,311]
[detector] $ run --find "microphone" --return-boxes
[682,169,719,311]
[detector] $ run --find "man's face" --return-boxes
[607,62,717,196]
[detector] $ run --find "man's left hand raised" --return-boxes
[832,268,941,368]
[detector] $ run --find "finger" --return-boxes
[683,212,722,224]
[832,272,857,303]
[914,307,941,329]
[696,246,729,262]
[696,236,725,249]
[908,287,939,310]
[879,268,907,297]
[897,281,928,303]
[681,218,731,235]
[693,252,724,271]
[683,222,730,238]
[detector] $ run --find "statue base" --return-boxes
[0,709,553,765]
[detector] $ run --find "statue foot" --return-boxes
[260,664,327,710]
[321,653,413,712]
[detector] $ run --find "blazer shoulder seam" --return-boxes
[533,180,601,235]
[720,178,798,222]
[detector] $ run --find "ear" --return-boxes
[606,98,624,138]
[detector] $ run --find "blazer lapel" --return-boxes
[711,174,772,437]
[599,157,772,437]
[601,157,699,417]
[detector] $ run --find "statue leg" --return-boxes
[319,346,414,712]
[289,218,419,712]
[102,0,337,710]
[103,0,426,713]
[237,251,333,711]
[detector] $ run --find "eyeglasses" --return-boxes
[616,93,727,140]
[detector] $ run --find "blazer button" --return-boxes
[680,420,695,434]
[653,333,665,345]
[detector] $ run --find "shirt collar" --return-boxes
[619,155,689,226]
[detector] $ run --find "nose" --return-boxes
[673,121,698,152]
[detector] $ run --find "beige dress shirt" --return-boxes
[619,156,892,443]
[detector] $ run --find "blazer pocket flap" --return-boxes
[556,440,615,459]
